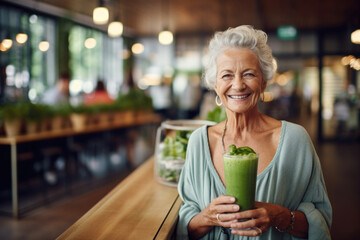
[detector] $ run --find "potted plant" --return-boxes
[69,104,90,130]
[22,102,44,134]
[51,104,72,131]
[0,103,24,137]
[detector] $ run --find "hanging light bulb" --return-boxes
[39,41,50,52]
[351,29,360,44]
[131,43,144,54]
[93,0,109,25]
[16,33,28,44]
[84,38,97,49]
[2,38,13,50]
[108,21,123,37]
[158,29,173,45]
[0,43,8,52]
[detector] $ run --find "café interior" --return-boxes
[0,0,359,239]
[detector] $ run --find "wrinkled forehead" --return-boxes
[216,48,260,69]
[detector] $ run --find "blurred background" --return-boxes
[0,0,359,239]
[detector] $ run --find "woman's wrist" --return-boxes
[275,209,295,232]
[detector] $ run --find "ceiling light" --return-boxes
[0,43,8,52]
[351,29,360,44]
[108,21,123,37]
[39,41,50,52]
[93,0,109,25]
[131,43,144,54]
[158,30,173,45]
[84,38,97,49]
[1,38,13,50]
[16,33,28,44]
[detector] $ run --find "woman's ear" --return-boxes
[214,83,219,95]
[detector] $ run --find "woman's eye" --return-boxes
[222,74,232,79]
[244,73,255,78]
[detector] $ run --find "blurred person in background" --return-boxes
[83,80,114,106]
[41,72,70,105]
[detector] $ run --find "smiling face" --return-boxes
[214,47,266,114]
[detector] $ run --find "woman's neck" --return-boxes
[224,108,267,141]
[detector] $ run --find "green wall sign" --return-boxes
[277,26,298,40]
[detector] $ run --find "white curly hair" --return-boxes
[203,25,277,89]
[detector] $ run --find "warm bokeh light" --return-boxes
[341,55,360,70]
[93,7,109,25]
[351,29,360,44]
[350,58,360,70]
[2,39,13,50]
[16,33,28,44]
[158,30,173,45]
[276,74,288,86]
[121,49,131,59]
[131,43,144,54]
[341,55,355,65]
[263,91,274,102]
[0,43,8,52]
[38,41,50,52]
[108,21,123,37]
[84,38,97,49]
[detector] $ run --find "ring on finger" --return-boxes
[216,213,221,222]
[256,227,262,235]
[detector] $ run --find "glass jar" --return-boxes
[154,120,216,187]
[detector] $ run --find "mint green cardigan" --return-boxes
[177,121,332,240]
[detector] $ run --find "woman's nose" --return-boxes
[232,76,246,90]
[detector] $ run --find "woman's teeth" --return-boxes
[229,94,250,99]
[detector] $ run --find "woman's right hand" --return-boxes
[205,195,240,227]
[188,195,240,239]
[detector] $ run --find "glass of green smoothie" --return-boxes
[223,145,258,211]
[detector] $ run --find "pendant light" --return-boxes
[16,11,28,45]
[39,40,50,52]
[158,29,173,45]
[108,11,123,38]
[1,38,13,50]
[93,0,109,25]
[158,0,173,45]
[351,29,360,44]
[16,33,28,45]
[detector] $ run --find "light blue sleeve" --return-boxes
[176,128,203,240]
[287,123,332,240]
[296,151,332,240]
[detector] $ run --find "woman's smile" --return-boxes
[227,93,251,100]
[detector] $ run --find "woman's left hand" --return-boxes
[229,201,289,237]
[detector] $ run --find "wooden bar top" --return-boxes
[57,157,181,240]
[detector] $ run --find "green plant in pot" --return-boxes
[51,104,72,130]
[0,103,24,137]
[69,104,91,130]
[22,102,45,134]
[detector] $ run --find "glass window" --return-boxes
[69,25,123,99]
[0,4,56,103]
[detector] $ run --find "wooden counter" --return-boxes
[57,157,181,240]
[0,113,162,218]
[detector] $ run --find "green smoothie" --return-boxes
[223,145,258,211]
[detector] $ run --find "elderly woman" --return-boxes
[177,25,332,240]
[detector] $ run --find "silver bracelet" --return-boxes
[275,210,295,232]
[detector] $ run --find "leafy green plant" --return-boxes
[0,103,25,121]
[158,130,192,182]
[52,104,72,117]
[70,104,92,114]
[206,106,227,123]
[116,88,153,111]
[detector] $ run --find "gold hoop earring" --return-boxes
[215,95,222,106]
[261,92,265,102]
